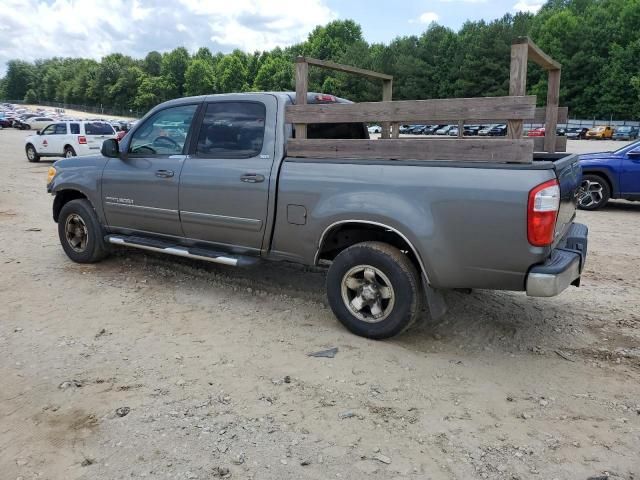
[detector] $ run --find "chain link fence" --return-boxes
[4,100,142,119]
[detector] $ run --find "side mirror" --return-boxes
[628,150,640,158]
[101,138,120,158]
[36,130,41,135]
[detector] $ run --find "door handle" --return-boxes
[155,169,174,178]
[240,173,265,183]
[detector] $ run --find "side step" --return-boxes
[105,235,259,267]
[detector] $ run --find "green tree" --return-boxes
[143,51,163,76]
[216,55,248,92]
[161,47,190,96]
[184,59,216,96]
[4,60,35,100]
[253,55,293,91]
[24,88,38,104]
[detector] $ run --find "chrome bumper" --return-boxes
[526,223,588,297]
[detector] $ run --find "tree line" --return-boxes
[1,0,639,119]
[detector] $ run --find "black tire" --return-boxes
[326,241,422,339]
[24,124,30,130]
[578,174,611,211]
[57,199,108,263]
[25,144,40,162]
[63,145,76,158]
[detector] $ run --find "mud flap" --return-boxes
[422,273,447,320]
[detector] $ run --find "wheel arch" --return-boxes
[582,169,616,196]
[315,220,431,284]
[53,189,89,222]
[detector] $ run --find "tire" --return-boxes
[25,144,40,162]
[57,199,108,263]
[326,241,422,339]
[63,146,76,158]
[24,124,30,130]
[578,174,611,211]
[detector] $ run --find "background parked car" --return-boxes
[612,125,639,141]
[435,125,455,135]
[566,127,589,140]
[486,124,507,136]
[479,124,503,136]
[399,125,413,134]
[527,127,545,137]
[367,125,382,134]
[18,116,54,130]
[578,139,640,210]
[409,125,427,134]
[586,125,613,139]
[24,120,116,162]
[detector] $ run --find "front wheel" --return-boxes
[578,174,610,210]
[57,199,108,263]
[326,241,422,339]
[26,144,40,162]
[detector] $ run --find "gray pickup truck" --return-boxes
[46,92,588,339]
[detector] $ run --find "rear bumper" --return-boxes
[526,223,588,297]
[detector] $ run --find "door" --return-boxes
[620,145,640,195]
[48,123,69,155]
[37,124,56,155]
[179,95,277,251]
[102,103,199,237]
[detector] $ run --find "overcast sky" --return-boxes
[0,0,545,75]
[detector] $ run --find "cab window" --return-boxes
[70,123,80,134]
[129,104,198,156]
[54,123,67,134]
[196,102,266,158]
[40,124,55,135]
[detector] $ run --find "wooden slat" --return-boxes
[457,120,464,138]
[533,106,567,124]
[533,135,567,153]
[295,60,308,139]
[512,37,561,71]
[508,42,528,140]
[287,138,533,163]
[544,69,561,153]
[298,56,393,81]
[286,96,536,124]
[381,79,393,139]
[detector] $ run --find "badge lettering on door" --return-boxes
[105,196,134,205]
[260,154,270,159]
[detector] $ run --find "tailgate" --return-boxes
[553,154,581,245]
[86,134,110,150]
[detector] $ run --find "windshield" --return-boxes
[594,126,605,131]
[614,139,640,154]
[616,126,631,132]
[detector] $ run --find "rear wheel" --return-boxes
[26,144,40,162]
[326,241,422,339]
[578,174,610,210]
[58,199,108,263]
[63,146,76,158]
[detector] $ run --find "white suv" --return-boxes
[25,121,116,162]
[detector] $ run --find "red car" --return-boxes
[527,127,545,137]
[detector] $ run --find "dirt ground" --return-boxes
[1,128,639,480]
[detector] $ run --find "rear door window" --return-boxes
[70,123,80,134]
[84,122,114,135]
[196,102,266,158]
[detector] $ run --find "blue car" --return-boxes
[578,139,640,210]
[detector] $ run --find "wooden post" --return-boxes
[458,120,464,138]
[543,68,561,153]
[295,57,308,139]
[382,79,392,139]
[508,42,528,140]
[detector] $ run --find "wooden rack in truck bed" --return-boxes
[286,36,567,163]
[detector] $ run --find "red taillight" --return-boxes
[527,179,560,246]
[315,94,336,102]
[78,135,87,144]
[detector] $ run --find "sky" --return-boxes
[0,0,545,75]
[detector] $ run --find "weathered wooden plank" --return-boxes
[381,79,393,139]
[295,61,308,139]
[468,106,568,125]
[286,96,536,124]
[508,42,528,140]
[457,120,464,138]
[298,56,393,81]
[533,106,568,124]
[512,37,561,71]
[544,69,561,153]
[533,135,567,153]
[287,138,533,163]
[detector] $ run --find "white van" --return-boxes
[25,121,116,162]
